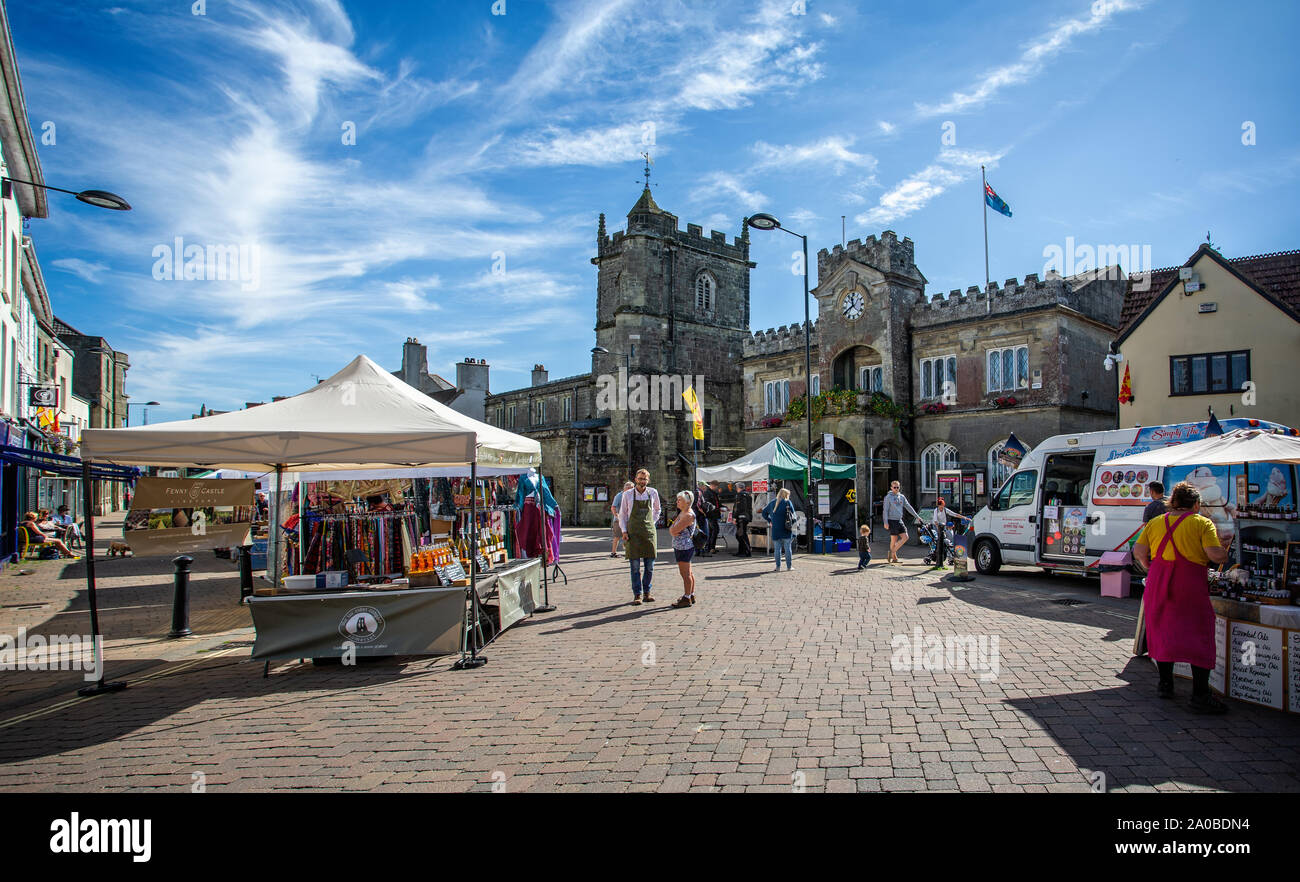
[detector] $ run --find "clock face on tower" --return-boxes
[841,290,865,321]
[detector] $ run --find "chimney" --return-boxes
[401,337,429,386]
[531,364,548,386]
[454,357,491,421]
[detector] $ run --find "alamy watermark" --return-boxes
[1042,237,1152,291]
[0,628,102,682]
[890,626,1001,681]
[151,237,261,291]
[595,370,703,412]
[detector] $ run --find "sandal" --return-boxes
[642,594,654,603]
[631,597,642,605]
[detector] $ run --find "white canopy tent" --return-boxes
[80,354,540,471]
[73,356,545,687]
[1105,428,1300,468]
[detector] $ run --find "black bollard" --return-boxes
[169,555,194,638]
[238,545,253,601]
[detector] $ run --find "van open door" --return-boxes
[1039,452,1096,565]
[978,469,1040,572]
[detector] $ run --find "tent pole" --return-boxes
[455,460,488,669]
[78,459,125,696]
[270,465,284,589]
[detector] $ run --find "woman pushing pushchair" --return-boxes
[923,497,970,570]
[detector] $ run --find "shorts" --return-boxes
[888,521,907,536]
[674,547,695,563]
[611,518,622,538]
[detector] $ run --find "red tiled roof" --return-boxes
[1119,247,1300,337]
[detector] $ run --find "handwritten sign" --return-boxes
[1210,616,1227,695]
[1289,631,1300,714]
[1228,621,1284,710]
[1284,542,1300,593]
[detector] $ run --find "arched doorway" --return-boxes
[831,345,882,392]
[870,441,901,524]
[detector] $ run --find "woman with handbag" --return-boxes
[761,487,797,572]
[669,491,699,608]
[1133,481,1232,713]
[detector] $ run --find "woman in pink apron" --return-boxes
[1133,481,1232,713]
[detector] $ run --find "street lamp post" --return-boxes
[126,401,161,427]
[746,213,814,552]
[1,176,131,211]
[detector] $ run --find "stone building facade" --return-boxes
[743,231,1125,517]
[485,187,753,525]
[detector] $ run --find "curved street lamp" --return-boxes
[745,212,814,552]
[3,176,132,211]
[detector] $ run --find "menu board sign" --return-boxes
[1289,631,1300,714]
[1210,615,1227,695]
[1227,621,1284,710]
[1284,542,1300,594]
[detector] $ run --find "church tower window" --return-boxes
[695,272,716,313]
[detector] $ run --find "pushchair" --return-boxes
[919,522,956,567]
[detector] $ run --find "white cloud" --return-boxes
[50,258,109,283]
[690,172,769,212]
[508,121,669,168]
[856,148,1004,226]
[915,0,1143,117]
[877,121,897,136]
[751,135,876,174]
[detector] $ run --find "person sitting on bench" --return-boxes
[21,512,78,558]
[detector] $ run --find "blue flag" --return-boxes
[999,433,1028,470]
[985,182,1012,218]
[1205,413,1224,437]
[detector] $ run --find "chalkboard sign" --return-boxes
[474,553,491,574]
[1228,621,1284,710]
[1210,616,1227,695]
[441,558,468,583]
[1284,542,1300,593]
[1288,631,1300,714]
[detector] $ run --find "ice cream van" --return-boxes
[969,418,1297,575]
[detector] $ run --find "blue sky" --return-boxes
[9,0,1300,422]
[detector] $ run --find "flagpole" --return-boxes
[982,164,990,314]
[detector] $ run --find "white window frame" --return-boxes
[919,355,956,401]
[562,395,572,422]
[859,365,883,394]
[921,442,959,492]
[987,345,1029,393]
[764,378,792,415]
[810,374,820,397]
[988,442,1012,494]
[507,404,516,428]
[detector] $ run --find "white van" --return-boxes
[969,418,1296,575]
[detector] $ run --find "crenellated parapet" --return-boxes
[816,229,921,287]
[743,319,820,357]
[911,267,1126,328]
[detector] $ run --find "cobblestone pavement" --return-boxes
[1,525,1297,793]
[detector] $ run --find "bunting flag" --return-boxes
[984,182,1012,218]
[37,407,59,432]
[682,386,704,440]
[1118,364,1134,404]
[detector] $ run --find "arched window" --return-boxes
[920,442,958,492]
[695,272,715,312]
[811,374,820,397]
[988,441,1012,493]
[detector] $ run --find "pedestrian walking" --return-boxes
[883,481,920,564]
[929,497,970,570]
[668,490,698,608]
[1132,481,1232,713]
[610,480,633,558]
[762,487,797,572]
[732,483,753,557]
[618,469,660,605]
[703,480,723,554]
[692,486,713,557]
[856,523,872,569]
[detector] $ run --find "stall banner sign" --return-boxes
[124,478,254,557]
[249,587,464,660]
[496,559,544,632]
[751,479,768,493]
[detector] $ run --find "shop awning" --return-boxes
[697,437,856,483]
[79,355,542,471]
[1106,428,1300,468]
[0,445,139,481]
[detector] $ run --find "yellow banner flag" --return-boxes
[682,386,704,441]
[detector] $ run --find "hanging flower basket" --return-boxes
[993,396,1018,408]
[922,402,949,415]
[760,416,783,428]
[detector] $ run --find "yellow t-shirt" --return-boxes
[1135,512,1220,565]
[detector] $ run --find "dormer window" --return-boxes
[695,272,716,313]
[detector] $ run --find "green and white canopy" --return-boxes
[696,437,856,484]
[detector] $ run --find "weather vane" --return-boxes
[638,151,654,190]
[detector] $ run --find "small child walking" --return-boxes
[857,523,872,569]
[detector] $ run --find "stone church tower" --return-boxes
[590,186,753,483]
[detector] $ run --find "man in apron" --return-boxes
[618,469,661,605]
